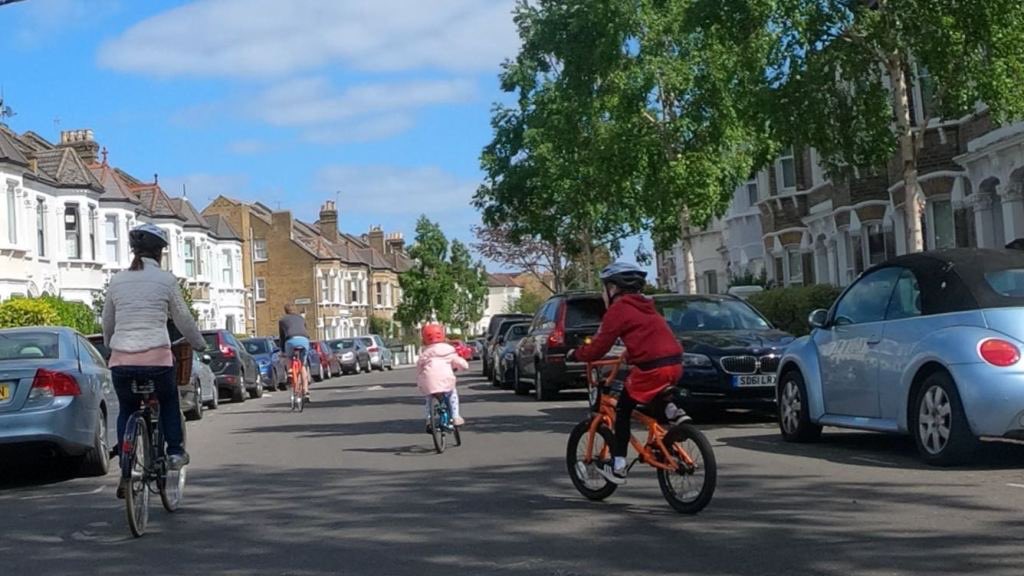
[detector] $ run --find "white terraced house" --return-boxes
[0,125,249,332]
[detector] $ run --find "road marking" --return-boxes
[367,385,384,391]
[21,486,104,500]
[1007,483,1024,489]
[850,456,896,466]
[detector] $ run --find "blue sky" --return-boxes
[0,0,650,273]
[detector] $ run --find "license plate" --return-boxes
[0,383,10,401]
[734,375,776,388]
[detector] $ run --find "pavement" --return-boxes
[2,363,1024,576]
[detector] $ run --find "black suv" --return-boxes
[513,292,606,401]
[481,313,532,378]
[202,330,262,403]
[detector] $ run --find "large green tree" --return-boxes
[703,0,1024,252]
[396,217,488,333]
[475,0,774,288]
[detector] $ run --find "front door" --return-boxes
[816,267,902,418]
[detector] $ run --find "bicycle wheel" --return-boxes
[124,418,150,537]
[160,413,188,513]
[656,423,717,514]
[429,396,446,454]
[566,419,618,501]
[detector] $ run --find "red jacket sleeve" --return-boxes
[575,304,623,362]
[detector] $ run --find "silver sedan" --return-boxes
[0,327,117,476]
[777,248,1024,466]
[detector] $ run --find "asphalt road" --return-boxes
[2,363,1024,576]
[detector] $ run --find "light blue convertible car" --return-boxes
[777,249,1024,465]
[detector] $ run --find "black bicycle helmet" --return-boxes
[129,223,169,253]
[599,261,647,292]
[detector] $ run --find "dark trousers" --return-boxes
[613,388,637,459]
[112,366,185,456]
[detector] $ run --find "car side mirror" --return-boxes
[202,354,213,364]
[808,309,829,330]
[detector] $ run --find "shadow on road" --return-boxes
[722,429,1024,471]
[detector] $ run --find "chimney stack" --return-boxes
[367,225,385,255]
[58,129,100,164]
[320,200,338,243]
[385,231,405,255]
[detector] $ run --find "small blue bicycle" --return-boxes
[428,392,461,454]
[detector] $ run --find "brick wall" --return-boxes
[254,212,316,338]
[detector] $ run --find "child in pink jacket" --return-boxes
[417,323,469,428]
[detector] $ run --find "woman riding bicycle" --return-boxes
[570,261,687,484]
[102,224,207,498]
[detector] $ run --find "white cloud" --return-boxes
[252,77,475,127]
[313,165,478,218]
[301,114,416,145]
[227,138,270,155]
[97,0,519,78]
[13,0,120,49]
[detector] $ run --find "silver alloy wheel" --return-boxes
[918,385,952,455]
[781,379,802,435]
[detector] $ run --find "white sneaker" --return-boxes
[597,464,627,485]
[665,404,692,425]
[168,452,190,470]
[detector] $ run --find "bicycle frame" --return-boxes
[120,392,164,479]
[582,358,697,473]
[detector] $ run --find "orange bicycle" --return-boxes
[289,346,307,412]
[566,356,717,514]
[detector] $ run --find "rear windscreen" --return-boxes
[985,269,1024,298]
[0,333,60,360]
[203,333,219,349]
[566,299,605,327]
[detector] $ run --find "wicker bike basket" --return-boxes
[173,341,193,387]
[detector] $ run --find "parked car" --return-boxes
[777,249,1024,465]
[652,294,794,415]
[328,338,371,374]
[0,327,117,476]
[471,339,485,360]
[493,323,530,388]
[87,333,217,418]
[311,340,341,381]
[359,335,395,371]
[450,340,474,361]
[202,330,262,402]
[482,314,532,378]
[182,350,218,421]
[242,337,288,391]
[514,293,606,400]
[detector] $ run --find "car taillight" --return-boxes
[368,346,379,353]
[218,333,235,358]
[30,369,81,398]
[547,301,567,348]
[979,339,1020,367]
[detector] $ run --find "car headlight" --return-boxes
[682,353,713,368]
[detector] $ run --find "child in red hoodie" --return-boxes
[571,261,687,484]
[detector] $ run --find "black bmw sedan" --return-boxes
[652,294,795,415]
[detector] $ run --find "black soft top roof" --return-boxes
[866,248,1024,314]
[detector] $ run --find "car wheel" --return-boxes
[513,363,530,396]
[912,371,978,466]
[78,410,111,477]
[387,357,395,370]
[208,386,220,410]
[778,370,822,443]
[535,365,557,401]
[185,380,204,421]
[232,378,246,403]
[249,375,264,399]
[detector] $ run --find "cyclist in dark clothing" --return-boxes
[279,304,311,400]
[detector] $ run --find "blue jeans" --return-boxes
[112,366,185,456]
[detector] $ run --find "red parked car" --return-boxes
[450,340,474,361]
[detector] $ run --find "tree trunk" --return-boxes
[890,58,925,254]
[679,209,697,294]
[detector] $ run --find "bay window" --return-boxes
[777,147,797,192]
[89,206,97,261]
[184,238,196,278]
[6,181,16,244]
[105,214,119,263]
[786,248,803,285]
[64,204,81,260]
[36,199,46,258]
